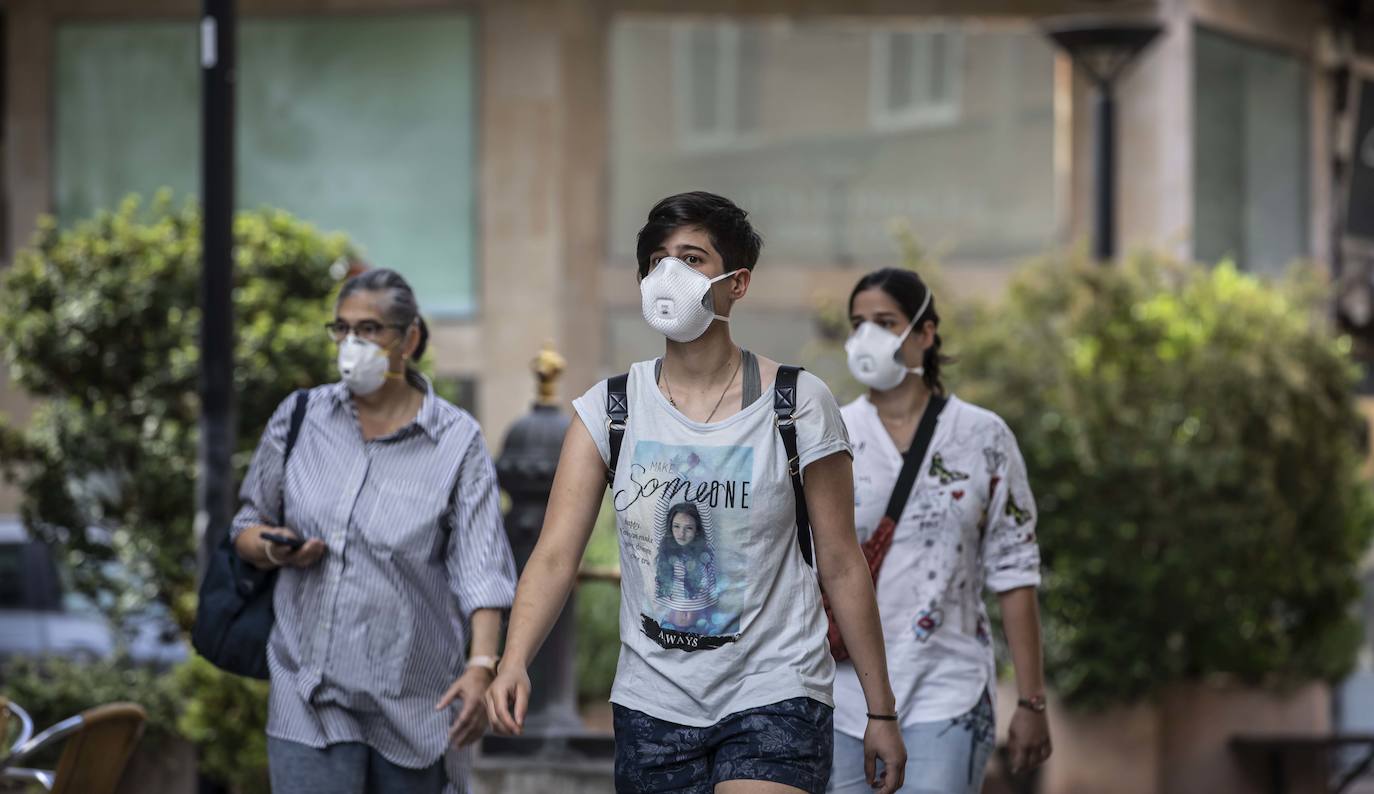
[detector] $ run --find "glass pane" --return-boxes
[888,32,916,111]
[1193,28,1308,274]
[0,545,24,608]
[610,18,1056,268]
[688,26,722,134]
[929,33,949,102]
[54,14,479,315]
[54,23,199,222]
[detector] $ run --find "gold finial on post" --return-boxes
[533,341,567,406]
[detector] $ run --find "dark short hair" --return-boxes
[337,268,429,362]
[636,192,763,278]
[848,268,950,395]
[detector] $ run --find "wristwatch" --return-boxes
[1017,694,1047,713]
[467,655,500,674]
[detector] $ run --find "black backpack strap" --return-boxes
[883,394,948,523]
[606,374,629,485]
[277,389,309,525]
[773,366,814,567]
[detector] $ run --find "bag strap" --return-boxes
[882,394,948,523]
[277,389,309,525]
[773,366,814,567]
[605,373,629,485]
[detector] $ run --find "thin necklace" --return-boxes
[663,349,743,423]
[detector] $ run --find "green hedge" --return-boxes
[952,253,1374,707]
[0,194,347,790]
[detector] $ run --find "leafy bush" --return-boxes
[954,253,1374,707]
[173,655,270,794]
[0,655,182,756]
[0,194,350,787]
[0,193,346,629]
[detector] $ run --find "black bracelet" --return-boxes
[866,712,899,721]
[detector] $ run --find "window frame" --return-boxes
[670,20,760,151]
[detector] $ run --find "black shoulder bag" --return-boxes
[191,389,309,679]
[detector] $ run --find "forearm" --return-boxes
[822,556,896,714]
[998,586,1046,697]
[500,547,582,670]
[468,608,503,659]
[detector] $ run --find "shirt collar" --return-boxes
[328,373,448,443]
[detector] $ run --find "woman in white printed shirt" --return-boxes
[829,268,1052,793]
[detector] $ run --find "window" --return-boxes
[1193,28,1308,274]
[869,29,963,131]
[672,21,760,149]
[611,18,1055,268]
[54,14,479,315]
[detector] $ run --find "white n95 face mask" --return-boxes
[844,289,932,391]
[337,335,393,395]
[640,257,737,343]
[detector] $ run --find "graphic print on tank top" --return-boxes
[613,439,754,652]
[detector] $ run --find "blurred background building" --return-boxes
[2,0,1361,461]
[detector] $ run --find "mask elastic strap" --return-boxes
[894,288,933,346]
[708,270,739,325]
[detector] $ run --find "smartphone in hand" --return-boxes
[260,531,305,551]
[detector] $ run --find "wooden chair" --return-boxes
[0,702,146,794]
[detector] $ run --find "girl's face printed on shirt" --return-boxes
[672,513,699,546]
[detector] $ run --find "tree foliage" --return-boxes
[958,253,1374,706]
[0,194,346,627]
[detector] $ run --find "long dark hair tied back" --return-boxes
[847,267,950,395]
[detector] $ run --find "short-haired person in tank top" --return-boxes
[829,268,1051,793]
[486,192,907,794]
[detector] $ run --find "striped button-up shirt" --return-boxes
[231,378,517,786]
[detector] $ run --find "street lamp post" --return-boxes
[197,0,236,572]
[1043,18,1163,262]
[198,3,235,793]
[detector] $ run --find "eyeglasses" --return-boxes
[324,320,407,344]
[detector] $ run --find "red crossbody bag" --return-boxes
[824,394,946,662]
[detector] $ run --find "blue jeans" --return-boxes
[267,737,448,794]
[828,691,994,794]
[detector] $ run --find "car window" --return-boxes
[0,545,25,608]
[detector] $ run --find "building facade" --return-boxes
[0,0,1363,512]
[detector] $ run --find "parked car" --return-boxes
[0,516,186,668]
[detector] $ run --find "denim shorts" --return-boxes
[613,697,834,793]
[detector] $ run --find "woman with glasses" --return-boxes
[231,268,517,794]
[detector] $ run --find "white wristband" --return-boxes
[263,540,285,568]
[467,655,500,674]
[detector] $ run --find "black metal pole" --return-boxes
[198,0,236,575]
[1093,83,1116,263]
[197,7,237,792]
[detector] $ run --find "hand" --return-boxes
[863,719,907,794]
[258,527,326,570]
[435,666,494,747]
[483,665,531,736]
[1007,707,1051,775]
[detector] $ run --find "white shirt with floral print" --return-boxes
[833,394,1041,736]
